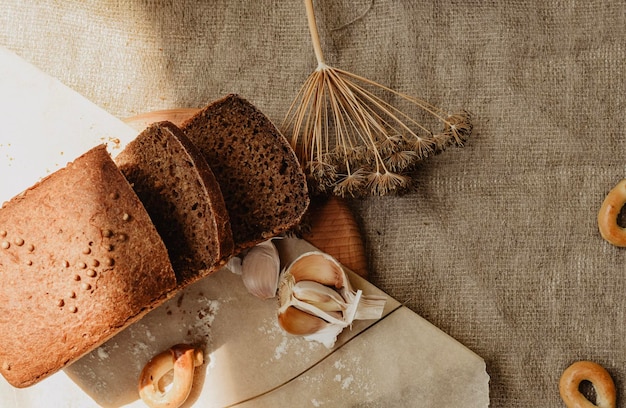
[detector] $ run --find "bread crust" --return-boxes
[0,145,176,387]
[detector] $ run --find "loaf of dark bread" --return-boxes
[0,145,176,388]
[0,95,310,389]
[181,94,310,250]
[114,121,234,285]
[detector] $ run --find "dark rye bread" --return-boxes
[181,94,310,250]
[114,121,234,285]
[0,145,176,388]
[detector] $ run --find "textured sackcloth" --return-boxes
[2,1,626,407]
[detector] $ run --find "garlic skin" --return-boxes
[240,239,281,300]
[277,251,386,348]
[225,256,243,275]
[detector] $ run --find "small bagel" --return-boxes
[598,179,626,247]
[138,344,204,408]
[559,360,616,408]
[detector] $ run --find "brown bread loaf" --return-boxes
[114,121,234,285]
[0,145,177,388]
[0,96,310,389]
[181,94,310,250]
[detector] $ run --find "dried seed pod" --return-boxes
[281,0,472,197]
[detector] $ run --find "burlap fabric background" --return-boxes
[2,1,626,407]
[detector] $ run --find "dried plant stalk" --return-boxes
[282,0,472,197]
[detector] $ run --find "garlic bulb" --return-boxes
[240,239,281,300]
[278,251,386,348]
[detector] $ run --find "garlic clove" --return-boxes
[278,305,330,335]
[278,276,346,326]
[291,280,346,312]
[241,239,280,299]
[288,252,346,288]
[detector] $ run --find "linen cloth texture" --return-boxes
[2,1,626,407]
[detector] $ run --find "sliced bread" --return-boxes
[181,94,310,250]
[0,145,176,388]
[114,121,234,285]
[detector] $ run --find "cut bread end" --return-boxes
[0,145,176,387]
[181,94,310,251]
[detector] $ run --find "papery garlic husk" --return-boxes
[240,239,280,299]
[277,251,386,348]
[340,286,387,320]
[225,256,243,275]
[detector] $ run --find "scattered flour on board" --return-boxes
[257,316,324,365]
[331,357,373,396]
[96,347,109,360]
[131,342,150,369]
[299,356,374,403]
[192,298,220,338]
[147,329,156,342]
[274,336,289,360]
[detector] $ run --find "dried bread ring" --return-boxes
[138,344,204,408]
[598,179,626,247]
[559,360,616,408]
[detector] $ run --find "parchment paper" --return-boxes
[0,47,137,202]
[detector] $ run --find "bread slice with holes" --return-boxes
[181,94,310,250]
[114,121,234,285]
[0,145,176,388]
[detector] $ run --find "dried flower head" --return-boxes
[333,168,368,197]
[366,170,412,196]
[385,147,421,173]
[282,0,472,197]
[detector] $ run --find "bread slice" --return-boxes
[0,145,176,388]
[115,121,234,285]
[181,94,310,250]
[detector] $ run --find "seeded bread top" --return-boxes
[115,121,234,285]
[0,145,176,388]
[182,94,310,250]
